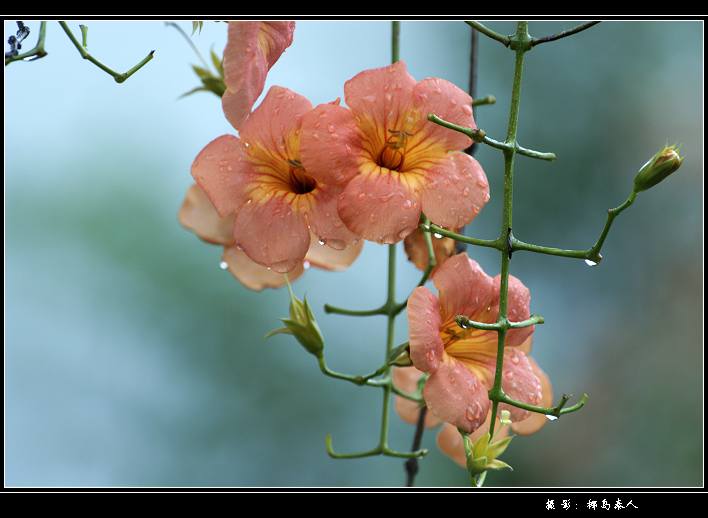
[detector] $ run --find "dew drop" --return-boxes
[584,259,598,267]
[546,415,559,421]
[433,232,443,239]
[219,261,229,271]
[303,260,311,270]
[327,124,336,133]
[318,238,326,246]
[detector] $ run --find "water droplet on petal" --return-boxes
[219,261,228,270]
[318,238,326,246]
[303,260,311,270]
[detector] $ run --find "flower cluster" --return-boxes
[180,21,488,291]
[179,21,551,469]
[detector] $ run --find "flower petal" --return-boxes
[500,348,543,422]
[222,245,304,291]
[344,61,417,144]
[232,195,310,273]
[305,184,360,250]
[511,357,552,435]
[403,227,459,272]
[421,153,490,230]
[493,274,534,346]
[435,423,468,468]
[304,237,363,271]
[337,168,421,243]
[423,358,490,433]
[178,184,235,245]
[432,253,495,322]
[408,287,444,373]
[300,103,363,186]
[191,135,254,217]
[412,77,475,151]
[222,21,295,130]
[239,86,313,156]
[392,367,441,428]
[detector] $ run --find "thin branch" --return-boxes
[405,406,428,487]
[428,114,557,161]
[58,21,154,83]
[465,21,511,47]
[531,21,601,47]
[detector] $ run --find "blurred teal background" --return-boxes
[5,20,702,487]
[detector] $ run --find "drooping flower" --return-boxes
[192,85,361,274]
[393,361,552,468]
[404,227,461,272]
[299,61,490,244]
[179,183,362,290]
[406,252,546,433]
[221,21,295,130]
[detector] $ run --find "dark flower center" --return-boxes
[287,159,317,194]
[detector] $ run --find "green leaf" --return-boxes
[210,47,224,76]
[178,86,209,99]
[486,459,513,471]
[473,432,491,458]
[487,435,514,459]
[191,21,204,35]
[191,65,212,80]
[264,327,293,339]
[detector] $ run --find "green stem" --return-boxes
[58,21,154,83]
[5,21,47,65]
[488,20,530,442]
[472,95,496,107]
[427,114,556,161]
[510,191,637,263]
[391,21,400,63]
[421,223,501,250]
[465,21,511,47]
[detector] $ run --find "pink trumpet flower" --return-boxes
[407,252,547,433]
[299,61,489,244]
[192,86,361,274]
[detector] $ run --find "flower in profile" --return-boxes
[406,252,546,433]
[192,85,361,274]
[221,21,295,130]
[299,61,489,244]
[179,183,362,290]
[393,361,552,468]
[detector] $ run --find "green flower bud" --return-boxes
[633,145,683,193]
[463,431,515,476]
[266,281,324,357]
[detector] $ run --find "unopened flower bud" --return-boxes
[266,281,324,357]
[633,145,683,193]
